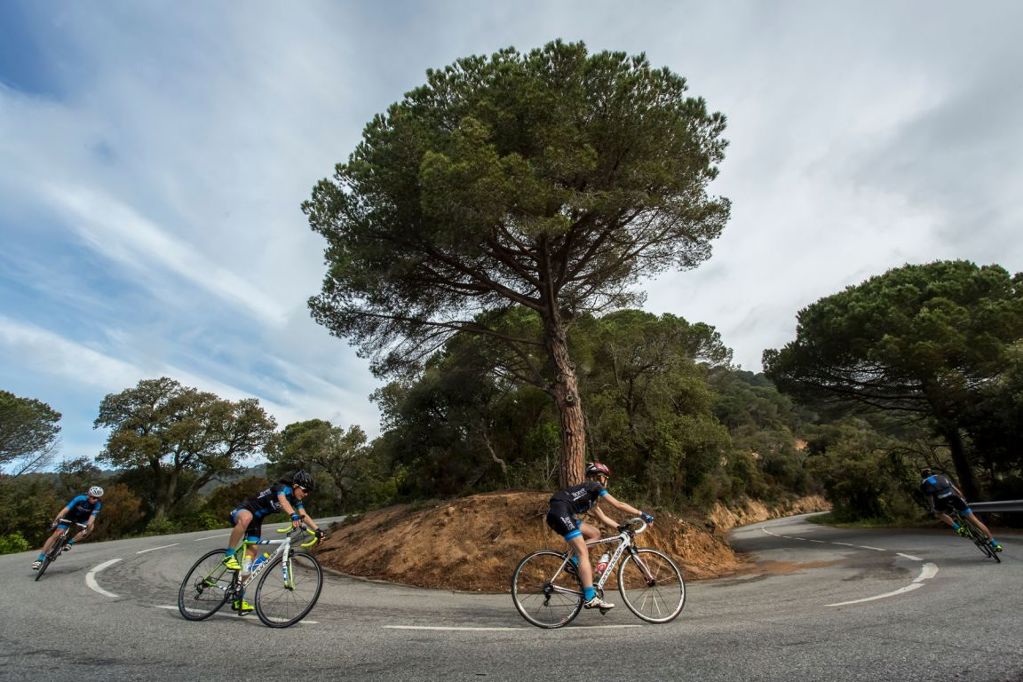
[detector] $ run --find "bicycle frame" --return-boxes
[554,518,650,595]
[236,527,317,591]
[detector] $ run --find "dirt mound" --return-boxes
[316,491,750,592]
[706,495,831,533]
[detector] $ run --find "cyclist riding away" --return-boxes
[920,468,1002,552]
[32,486,104,570]
[223,470,325,613]
[546,462,655,611]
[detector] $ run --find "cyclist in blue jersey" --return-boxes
[31,486,104,570]
[546,462,654,611]
[222,470,324,613]
[920,468,1002,552]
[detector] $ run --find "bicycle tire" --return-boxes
[617,548,686,624]
[511,550,583,629]
[178,549,233,621]
[34,537,64,581]
[254,550,323,628]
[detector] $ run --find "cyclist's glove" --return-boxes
[640,512,654,524]
[314,528,326,541]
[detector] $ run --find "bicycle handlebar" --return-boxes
[621,517,648,535]
[275,524,323,548]
[54,518,89,529]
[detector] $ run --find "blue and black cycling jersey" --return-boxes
[238,482,305,519]
[550,481,608,515]
[230,482,305,542]
[63,494,102,524]
[921,474,971,514]
[547,481,608,540]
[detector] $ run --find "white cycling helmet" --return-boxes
[88,485,104,498]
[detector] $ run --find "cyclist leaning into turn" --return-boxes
[920,468,1003,552]
[32,485,104,570]
[546,462,654,611]
[222,470,325,613]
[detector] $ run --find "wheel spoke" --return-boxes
[254,552,322,628]
[512,551,583,629]
[618,549,685,623]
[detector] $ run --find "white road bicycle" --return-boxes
[178,525,323,628]
[511,517,686,629]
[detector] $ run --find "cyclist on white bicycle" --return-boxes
[31,485,104,570]
[222,470,324,613]
[546,462,654,611]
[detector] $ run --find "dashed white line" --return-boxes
[856,545,886,552]
[897,552,923,562]
[194,534,231,542]
[136,543,179,554]
[826,562,939,607]
[85,558,122,598]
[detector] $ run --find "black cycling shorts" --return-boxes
[229,508,264,542]
[934,494,969,515]
[546,502,583,540]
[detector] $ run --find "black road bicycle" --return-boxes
[34,518,87,581]
[950,509,1002,563]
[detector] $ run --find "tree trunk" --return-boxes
[543,317,586,487]
[943,426,979,501]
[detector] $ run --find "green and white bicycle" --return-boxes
[177,526,323,628]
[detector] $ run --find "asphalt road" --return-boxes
[2,514,1020,681]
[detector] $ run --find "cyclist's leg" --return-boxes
[36,526,66,561]
[961,509,995,541]
[224,509,254,564]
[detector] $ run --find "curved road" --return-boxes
[2,515,1020,681]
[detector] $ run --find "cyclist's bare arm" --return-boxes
[52,506,71,526]
[298,508,319,532]
[591,505,620,530]
[602,493,642,518]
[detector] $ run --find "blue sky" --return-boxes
[2,1,1022,467]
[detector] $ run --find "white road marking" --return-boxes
[194,534,231,542]
[832,542,858,547]
[154,605,318,625]
[136,543,179,554]
[808,540,826,544]
[382,625,641,632]
[856,545,886,551]
[826,562,939,607]
[897,553,923,561]
[85,558,122,598]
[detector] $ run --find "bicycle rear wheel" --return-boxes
[254,550,323,628]
[617,548,686,623]
[511,550,583,629]
[178,549,233,621]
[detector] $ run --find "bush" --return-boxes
[144,517,180,536]
[0,532,30,554]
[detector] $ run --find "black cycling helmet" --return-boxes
[920,467,934,477]
[585,462,611,478]
[292,470,316,492]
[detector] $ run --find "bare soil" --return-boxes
[316,491,831,592]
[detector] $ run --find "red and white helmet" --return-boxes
[585,462,611,478]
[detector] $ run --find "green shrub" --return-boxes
[0,532,31,554]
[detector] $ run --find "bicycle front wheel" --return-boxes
[177,550,233,621]
[511,550,583,629]
[34,540,63,581]
[617,548,686,623]
[254,550,323,628]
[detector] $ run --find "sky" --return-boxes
[2,1,1022,466]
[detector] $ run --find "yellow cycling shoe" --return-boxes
[222,555,242,571]
[231,599,254,614]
